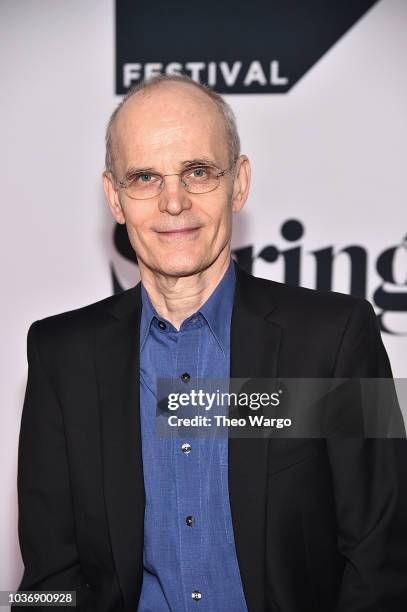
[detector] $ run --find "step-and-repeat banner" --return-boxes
[1,0,406,591]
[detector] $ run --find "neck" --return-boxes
[139,251,232,331]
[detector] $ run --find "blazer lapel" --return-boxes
[93,284,145,608]
[229,263,283,612]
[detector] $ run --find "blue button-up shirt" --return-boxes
[137,258,248,611]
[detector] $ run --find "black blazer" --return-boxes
[15,262,407,611]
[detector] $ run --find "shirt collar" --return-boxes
[198,257,235,355]
[140,257,236,355]
[140,283,158,352]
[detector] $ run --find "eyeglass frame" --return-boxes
[113,156,239,200]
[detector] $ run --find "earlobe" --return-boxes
[232,189,243,212]
[103,171,126,225]
[232,197,244,214]
[232,155,251,213]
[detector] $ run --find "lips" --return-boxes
[157,227,200,234]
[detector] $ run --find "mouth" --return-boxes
[156,227,201,238]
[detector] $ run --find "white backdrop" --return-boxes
[1,0,406,592]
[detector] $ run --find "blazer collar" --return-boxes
[95,261,282,611]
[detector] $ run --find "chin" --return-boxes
[155,253,210,278]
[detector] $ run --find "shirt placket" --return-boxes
[171,322,211,610]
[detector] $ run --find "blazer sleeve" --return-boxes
[14,321,93,611]
[327,299,407,611]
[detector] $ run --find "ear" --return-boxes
[102,171,126,225]
[231,155,251,213]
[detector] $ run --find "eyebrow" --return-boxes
[124,158,219,178]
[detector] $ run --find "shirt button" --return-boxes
[181,372,190,383]
[191,591,202,601]
[157,320,166,330]
[186,515,194,526]
[181,443,192,454]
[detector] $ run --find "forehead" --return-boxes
[112,83,229,170]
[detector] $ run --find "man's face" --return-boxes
[103,82,250,278]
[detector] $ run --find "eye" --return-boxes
[186,166,212,180]
[192,167,207,178]
[137,173,153,183]
[127,172,161,186]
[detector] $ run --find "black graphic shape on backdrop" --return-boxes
[114,222,138,264]
[374,236,407,313]
[110,223,138,294]
[116,0,378,94]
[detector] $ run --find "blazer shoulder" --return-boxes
[241,268,375,324]
[27,284,140,345]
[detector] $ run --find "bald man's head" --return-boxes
[105,75,240,178]
[102,74,251,281]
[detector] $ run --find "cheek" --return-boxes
[123,207,151,239]
[207,200,233,234]
[198,192,232,225]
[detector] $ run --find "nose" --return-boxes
[158,174,192,215]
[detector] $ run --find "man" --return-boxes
[15,75,407,611]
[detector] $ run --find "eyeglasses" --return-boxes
[115,158,238,200]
